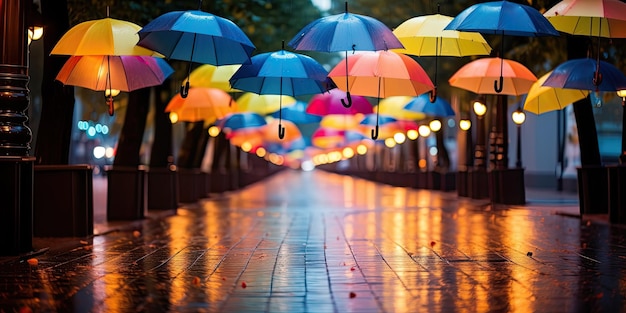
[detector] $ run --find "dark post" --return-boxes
[0,0,35,255]
[516,124,522,168]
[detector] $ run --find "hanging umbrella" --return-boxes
[237,93,297,115]
[320,114,362,130]
[448,57,537,96]
[393,12,491,101]
[185,64,241,91]
[270,101,322,124]
[328,50,434,139]
[229,44,330,139]
[288,2,404,107]
[56,55,174,115]
[263,119,302,143]
[377,96,427,120]
[445,0,559,93]
[543,58,626,92]
[403,94,456,118]
[218,112,267,132]
[164,87,237,123]
[137,7,255,97]
[544,0,626,38]
[50,17,155,56]
[307,89,373,116]
[523,71,589,114]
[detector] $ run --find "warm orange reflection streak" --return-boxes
[342,175,355,208]
[165,213,194,305]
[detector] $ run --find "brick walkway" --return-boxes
[1,169,624,312]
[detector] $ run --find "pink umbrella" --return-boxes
[307,89,373,116]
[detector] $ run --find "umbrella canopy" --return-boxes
[544,0,626,38]
[320,114,362,130]
[328,51,434,98]
[218,112,267,132]
[444,1,560,37]
[270,101,322,124]
[377,96,427,120]
[51,17,155,56]
[263,119,302,143]
[523,71,589,114]
[448,57,537,96]
[230,47,330,139]
[165,87,237,123]
[542,58,626,92]
[288,2,403,108]
[185,64,241,91]
[393,13,492,102]
[237,93,297,115]
[403,94,456,118]
[137,9,255,97]
[307,89,373,116]
[393,14,492,57]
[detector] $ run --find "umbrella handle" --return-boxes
[106,96,114,116]
[341,92,352,108]
[429,87,437,103]
[371,125,379,140]
[181,81,190,98]
[494,76,503,93]
[278,123,285,139]
[593,71,603,87]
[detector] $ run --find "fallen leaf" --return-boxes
[241,281,247,288]
[26,258,38,266]
[349,292,356,298]
[192,276,201,287]
[430,241,436,248]
[133,230,141,238]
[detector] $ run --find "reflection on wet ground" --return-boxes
[1,169,625,312]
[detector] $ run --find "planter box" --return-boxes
[490,168,525,205]
[178,168,206,203]
[0,157,34,255]
[147,167,178,212]
[34,164,93,237]
[106,167,146,221]
[608,165,626,223]
[469,168,489,199]
[457,170,469,197]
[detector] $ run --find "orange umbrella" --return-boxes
[328,50,434,139]
[448,57,537,96]
[165,87,237,123]
[263,119,301,143]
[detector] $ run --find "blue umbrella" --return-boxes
[270,101,322,124]
[403,94,456,118]
[445,0,558,93]
[542,58,626,92]
[230,44,331,139]
[359,114,397,126]
[137,9,255,97]
[218,112,267,131]
[288,2,404,107]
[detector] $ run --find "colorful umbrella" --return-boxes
[263,119,302,143]
[50,17,155,56]
[185,64,241,91]
[56,55,174,115]
[270,101,322,124]
[288,2,404,107]
[307,89,373,116]
[229,45,330,139]
[137,8,255,97]
[542,58,626,92]
[218,112,267,132]
[237,93,297,115]
[164,87,237,123]
[448,57,537,96]
[523,71,589,114]
[393,12,491,101]
[544,0,626,38]
[445,0,558,93]
[328,50,434,139]
[320,114,362,130]
[403,94,456,118]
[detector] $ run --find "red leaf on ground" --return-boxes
[241,281,247,288]
[349,292,356,298]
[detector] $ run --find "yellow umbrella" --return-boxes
[165,87,238,123]
[393,14,492,57]
[319,114,362,130]
[523,71,589,114]
[377,96,426,120]
[51,17,155,56]
[237,93,297,115]
[544,0,626,38]
[185,64,241,91]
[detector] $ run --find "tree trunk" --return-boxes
[177,121,204,169]
[149,82,173,167]
[113,88,150,166]
[568,36,602,166]
[35,0,74,164]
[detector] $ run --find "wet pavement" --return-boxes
[1,169,625,312]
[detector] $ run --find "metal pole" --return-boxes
[516,124,522,168]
